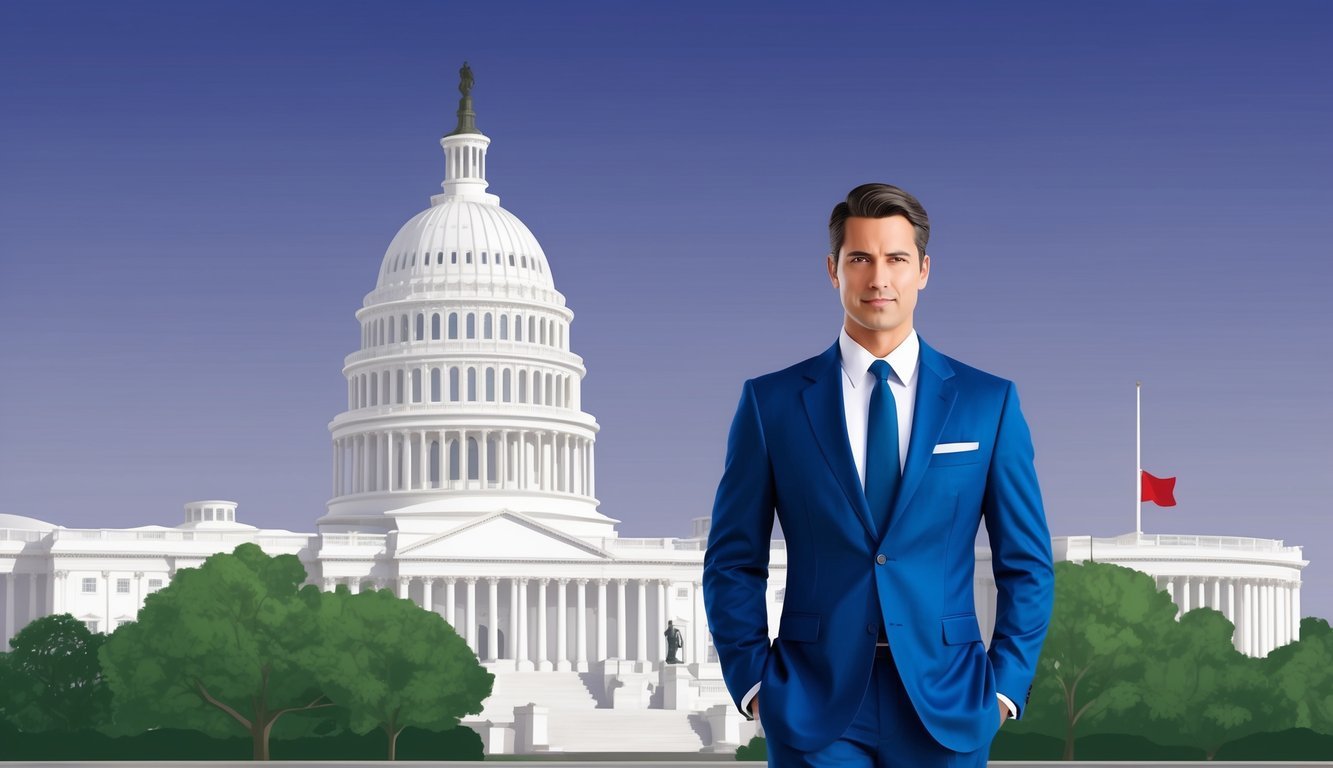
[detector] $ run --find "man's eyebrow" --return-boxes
[845,249,914,258]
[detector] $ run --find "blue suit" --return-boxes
[702,334,1054,756]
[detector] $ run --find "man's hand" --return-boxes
[998,702,1011,726]
[750,693,760,720]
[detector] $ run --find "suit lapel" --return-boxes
[883,334,957,543]
[801,339,879,541]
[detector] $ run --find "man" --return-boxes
[702,183,1054,766]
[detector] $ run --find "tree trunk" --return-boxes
[252,723,268,760]
[384,723,402,760]
[1063,720,1075,761]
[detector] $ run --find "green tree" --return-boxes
[1136,607,1271,759]
[0,614,112,732]
[99,543,335,759]
[1265,617,1333,735]
[1019,561,1179,759]
[308,586,493,760]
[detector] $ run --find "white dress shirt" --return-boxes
[740,327,1015,723]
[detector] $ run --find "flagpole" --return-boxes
[1136,380,1142,538]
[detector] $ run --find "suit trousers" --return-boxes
[764,644,994,767]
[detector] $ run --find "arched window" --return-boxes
[411,369,421,403]
[467,367,477,401]
[437,251,444,265]
[515,314,524,342]
[521,255,528,268]
[529,316,536,343]
[545,372,553,405]
[534,371,543,405]
[429,439,440,488]
[555,374,562,408]
[467,436,480,480]
[388,317,396,344]
[400,315,409,343]
[430,368,441,401]
[395,370,404,404]
[450,367,460,402]
[509,253,515,266]
[370,372,378,406]
[415,313,425,341]
[448,313,458,340]
[502,369,512,402]
[559,324,564,349]
[481,251,487,264]
[449,438,460,481]
[483,313,493,339]
[500,315,508,340]
[431,313,441,340]
[485,368,495,401]
[519,370,528,403]
[466,313,476,339]
[486,435,498,484]
[381,371,390,404]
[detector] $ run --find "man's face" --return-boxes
[826,214,930,340]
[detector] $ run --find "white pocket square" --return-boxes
[933,441,979,454]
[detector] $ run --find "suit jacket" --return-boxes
[702,334,1055,754]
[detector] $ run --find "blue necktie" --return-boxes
[865,359,901,538]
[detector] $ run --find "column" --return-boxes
[101,570,111,633]
[480,429,489,487]
[1292,582,1302,643]
[398,577,410,600]
[487,577,499,662]
[616,578,627,658]
[537,578,550,671]
[133,571,144,615]
[575,578,588,672]
[636,579,648,661]
[445,578,456,625]
[1196,579,1206,610]
[508,578,519,662]
[332,439,339,497]
[348,577,361,594]
[29,573,39,630]
[1211,578,1221,610]
[658,579,669,663]
[1226,579,1236,624]
[518,577,532,671]
[465,577,478,654]
[422,577,434,613]
[1242,582,1253,655]
[418,430,428,490]
[435,429,446,488]
[1261,581,1272,655]
[461,430,469,487]
[1180,577,1191,613]
[386,431,396,492]
[556,578,569,671]
[52,570,66,615]
[3,574,13,648]
[1279,583,1290,647]
[596,578,607,663]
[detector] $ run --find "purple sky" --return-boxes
[2,1,1330,619]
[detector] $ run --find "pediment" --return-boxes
[396,510,612,561]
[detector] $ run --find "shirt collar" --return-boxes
[838,326,920,389]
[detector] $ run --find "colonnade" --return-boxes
[321,575,688,670]
[333,429,593,498]
[1158,575,1300,656]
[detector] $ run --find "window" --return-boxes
[84,620,98,633]
[148,579,163,588]
[82,578,97,593]
[502,369,512,402]
[431,368,441,401]
[500,315,508,339]
[466,251,473,264]
[481,251,487,264]
[415,313,425,341]
[483,313,493,339]
[467,368,477,401]
[509,253,515,266]
[485,368,495,401]
[117,579,130,594]
[451,251,457,264]
[677,587,689,599]
[466,313,476,339]
[448,313,458,339]
[431,313,441,340]
[449,367,460,402]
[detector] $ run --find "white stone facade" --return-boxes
[0,95,1308,753]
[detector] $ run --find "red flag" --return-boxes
[1141,470,1177,507]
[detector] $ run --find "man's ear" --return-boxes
[827,253,839,288]
[918,252,930,289]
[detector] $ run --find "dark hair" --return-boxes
[828,183,930,269]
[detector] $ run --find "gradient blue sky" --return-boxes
[2,2,1330,618]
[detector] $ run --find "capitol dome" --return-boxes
[321,64,608,539]
[374,199,555,293]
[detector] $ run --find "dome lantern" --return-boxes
[436,61,496,205]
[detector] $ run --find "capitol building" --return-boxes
[0,70,1309,754]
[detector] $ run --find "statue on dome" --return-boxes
[459,61,474,96]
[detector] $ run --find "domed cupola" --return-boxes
[322,63,611,541]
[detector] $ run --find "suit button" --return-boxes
[876,554,887,565]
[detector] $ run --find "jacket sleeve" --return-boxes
[703,378,776,720]
[981,380,1055,720]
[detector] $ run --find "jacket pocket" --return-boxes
[941,613,982,645]
[778,611,821,643]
